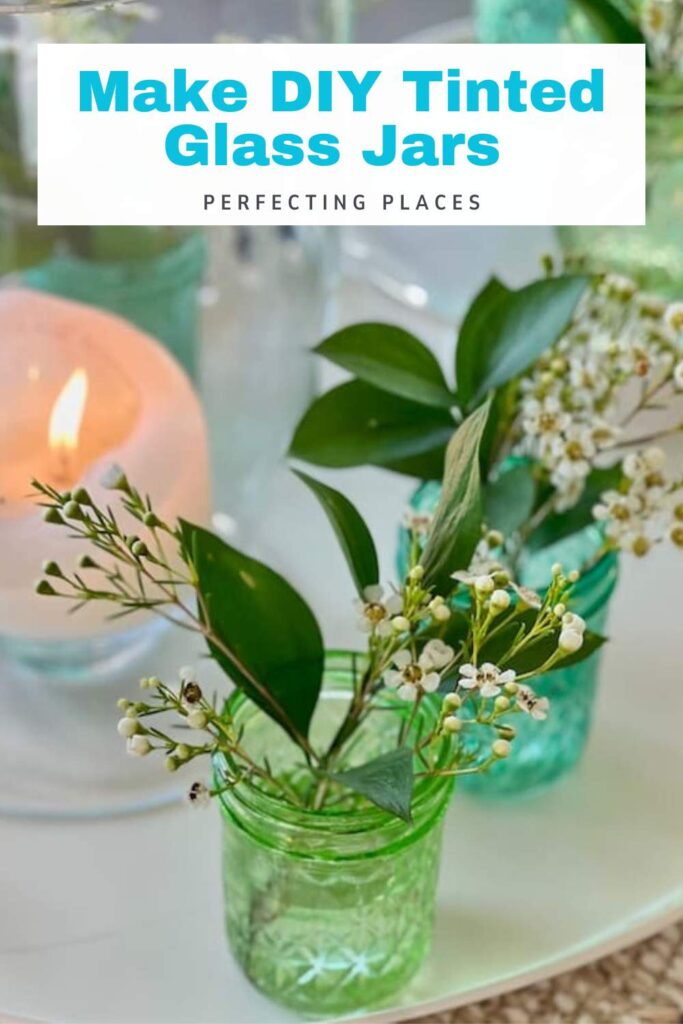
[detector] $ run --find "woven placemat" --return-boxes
[412,920,683,1024]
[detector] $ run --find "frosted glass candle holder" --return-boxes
[0,288,210,678]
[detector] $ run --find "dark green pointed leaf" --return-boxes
[456,277,511,407]
[420,400,491,592]
[294,470,379,596]
[180,521,323,743]
[484,461,537,537]
[289,379,456,469]
[316,323,455,409]
[574,0,646,44]
[456,275,589,410]
[380,445,448,481]
[329,747,414,823]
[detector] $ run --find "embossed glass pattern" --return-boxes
[215,652,453,1016]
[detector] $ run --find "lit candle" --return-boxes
[0,288,210,647]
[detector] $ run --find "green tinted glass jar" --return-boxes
[398,482,619,797]
[215,652,453,1017]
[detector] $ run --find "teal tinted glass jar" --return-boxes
[398,483,619,798]
[215,652,453,1017]
[559,78,683,297]
[23,229,207,379]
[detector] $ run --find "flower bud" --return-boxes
[117,716,138,739]
[553,603,566,619]
[486,530,504,548]
[131,540,149,558]
[490,590,511,613]
[443,693,462,710]
[101,464,130,493]
[127,734,151,757]
[143,511,162,528]
[78,554,98,570]
[392,615,411,633]
[497,724,517,741]
[674,504,683,522]
[443,716,462,734]
[35,579,57,596]
[559,628,584,654]
[670,524,683,549]
[43,507,64,525]
[492,739,512,759]
[562,612,586,634]
[428,596,445,610]
[432,604,451,623]
[504,680,519,696]
[71,487,92,506]
[568,569,580,583]
[165,757,179,773]
[187,709,208,730]
[494,695,510,712]
[474,575,494,595]
[408,565,425,582]
[493,570,511,588]
[551,562,563,577]
[62,500,83,521]
[630,536,651,558]
[42,560,63,578]
[175,744,190,761]
[117,698,130,710]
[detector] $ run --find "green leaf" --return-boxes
[573,0,647,44]
[504,629,607,675]
[294,470,379,596]
[455,277,511,407]
[456,275,589,410]
[420,399,491,592]
[329,747,415,823]
[180,521,323,744]
[484,461,537,538]
[316,323,455,409]
[527,464,622,552]
[381,445,448,482]
[289,379,456,469]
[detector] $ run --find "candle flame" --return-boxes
[48,368,88,453]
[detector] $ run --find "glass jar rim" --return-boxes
[214,650,454,840]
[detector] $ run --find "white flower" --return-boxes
[127,734,151,757]
[591,419,621,450]
[117,716,138,739]
[403,509,433,536]
[355,585,403,637]
[665,302,683,333]
[553,475,586,513]
[516,685,550,721]
[385,648,445,701]
[421,639,455,670]
[474,574,495,595]
[522,396,571,445]
[458,662,516,699]
[550,424,596,482]
[509,582,542,609]
[568,356,610,406]
[624,447,666,481]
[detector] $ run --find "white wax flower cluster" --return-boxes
[517,275,683,515]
